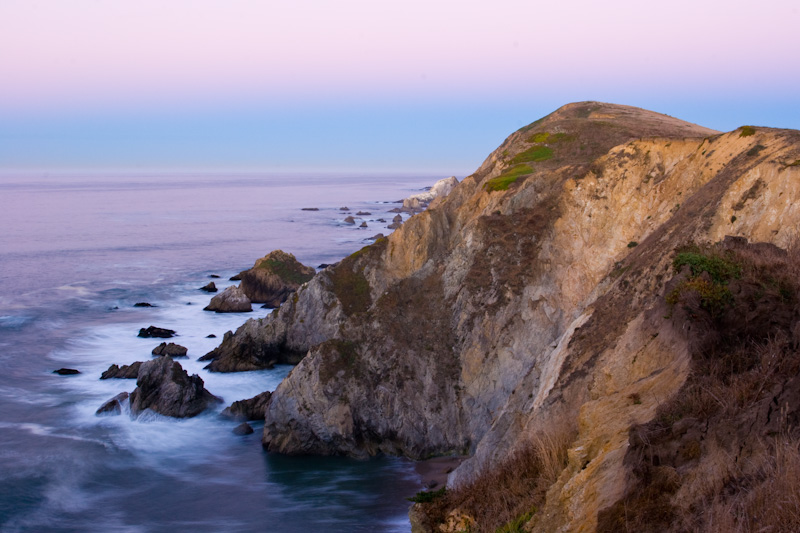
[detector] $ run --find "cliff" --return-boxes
[205,102,800,531]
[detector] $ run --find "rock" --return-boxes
[377,218,387,223]
[209,274,221,279]
[220,391,272,421]
[100,362,142,379]
[229,273,242,281]
[318,264,331,269]
[359,221,368,228]
[96,392,129,416]
[128,357,221,418]
[133,302,154,307]
[138,326,176,338]
[233,422,255,435]
[367,233,385,241]
[301,207,319,211]
[204,285,252,313]
[53,368,80,375]
[388,207,403,213]
[151,342,188,357]
[401,176,459,211]
[206,334,217,338]
[356,211,371,215]
[340,206,350,211]
[343,216,356,224]
[236,250,315,307]
[387,214,403,229]
[200,282,218,293]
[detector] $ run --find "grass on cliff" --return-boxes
[257,256,314,285]
[413,427,575,532]
[598,239,800,533]
[484,164,533,192]
[510,145,553,165]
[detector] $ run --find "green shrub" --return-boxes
[672,249,742,283]
[407,487,446,503]
[484,164,533,192]
[627,241,638,248]
[497,509,536,532]
[739,126,756,137]
[510,146,553,165]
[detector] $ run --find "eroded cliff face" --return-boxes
[206,101,800,530]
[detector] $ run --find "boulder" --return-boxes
[359,221,368,228]
[343,216,356,225]
[236,250,315,307]
[233,422,254,435]
[100,362,142,379]
[387,214,403,229]
[151,342,188,357]
[220,391,272,421]
[206,334,217,338]
[138,326,176,338]
[209,274,221,279]
[128,357,221,418]
[53,368,80,375]
[96,392,129,416]
[204,285,252,313]
[200,282,218,293]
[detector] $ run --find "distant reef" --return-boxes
[207,102,800,532]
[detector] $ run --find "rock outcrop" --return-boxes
[137,326,176,338]
[151,342,188,357]
[220,391,272,421]
[96,392,129,416]
[128,357,221,418]
[205,102,800,530]
[402,175,459,212]
[203,285,252,313]
[100,362,142,379]
[236,250,315,308]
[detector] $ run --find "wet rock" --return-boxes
[233,422,255,435]
[339,206,350,211]
[204,285,252,313]
[237,250,315,307]
[343,216,356,224]
[100,362,142,379]
[96,392,129,416]
[128,357,221,418]
[53,368,80,375]
[133,302,154,307]
[387,214,403,229]
[209,274,221,279]
[151,342,188,358]
[206,334,217,338]
[301,207,319,211]
[366,233,385,241]
[138,326,176,338]
[229,273,242,281]
[200,282,218,293]
[221,391,272,421]
[359,221,368,228]
[356,211,371,216]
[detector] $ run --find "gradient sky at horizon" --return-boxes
[1,0,798,174]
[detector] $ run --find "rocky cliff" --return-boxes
[207,102,800,531]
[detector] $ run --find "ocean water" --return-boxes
[0,171,437,532]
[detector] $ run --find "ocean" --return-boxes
[0,171,438,532]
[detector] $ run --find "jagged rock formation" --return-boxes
[237,250,315,307]
[151,342,188,357]
[100,362,142,379]
[128,357,221,418]
[402,176,459,212]
[206,102,800,530]
[220,391,272,421]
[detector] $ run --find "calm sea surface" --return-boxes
[0,171,437,532]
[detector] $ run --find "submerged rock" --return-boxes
[96,392,129,416]
[236,250,315,308]
[128,357,221,418]
[138,326,176,338]
[151,342,188,357]
[53,368,80,375]
[220,391,272,421]
[204,285,252,313]
[232,422,254,435]
[100,362,142,379]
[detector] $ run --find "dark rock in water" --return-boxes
[101,362,142,379]
[339,206,350,211]
[204,285,252,313]
[200,282,218,293]
[138,326,176,338]
[229,273,242,281]
[388,207,403,213]
[96,392,129,416]
[152,342,188,357]
[233,422,254,435]
[236,250,315,307]
[301,207,319,211]
[209,274,221,279]
[359,221,368,228]
[128,357,222,418]
[377,218,387,223]
[318,264,331,269]
[366,233,385,241]
[387,214,404,230]
[343,216,356,225]
[206,334,217,338]
[134,302,154,307]
[53,368,80,375]
[221,391,272,421]
[356,211,371,216]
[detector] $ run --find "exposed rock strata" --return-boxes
[206,102,800,530]
[237,250,315,307]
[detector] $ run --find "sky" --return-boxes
[1,0,798,174]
